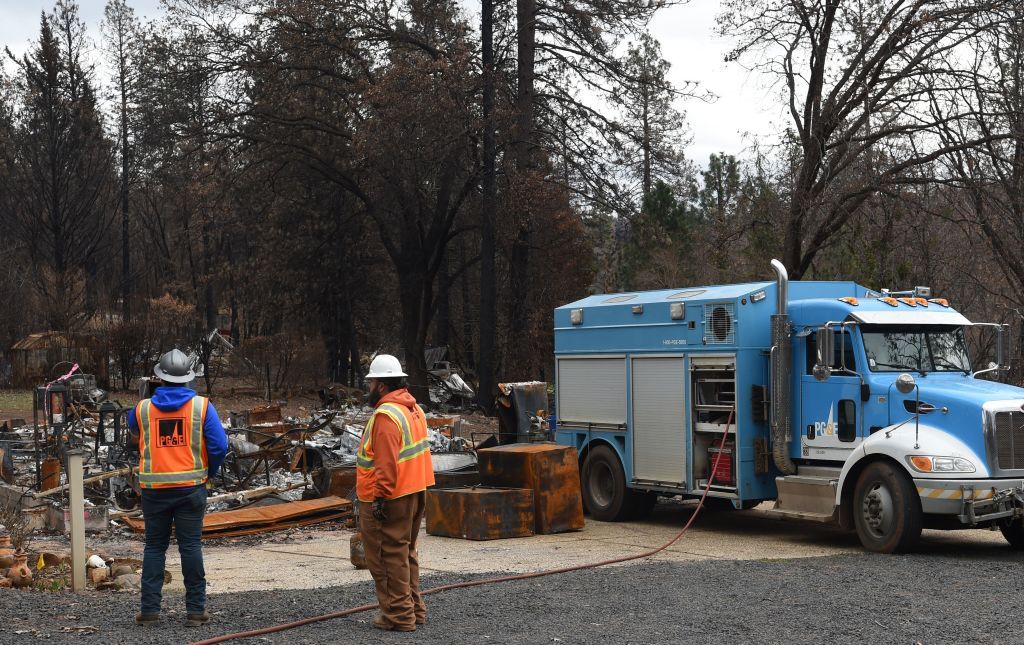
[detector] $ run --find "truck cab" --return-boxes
[553,261,1024,553]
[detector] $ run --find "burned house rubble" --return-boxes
[0,373,547,592]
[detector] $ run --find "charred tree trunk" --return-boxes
[504,0,537,384]
[348,308,360,388]
[397,268,432,405]
[460,240,476,373]
[120,81,130,320]
[201,219,216,394]
[514,0,536,170]
[507,227,531,378]
[322,291,344,384]
[478,0,497,413]
[641,71,651,200]
[435,253,451,349]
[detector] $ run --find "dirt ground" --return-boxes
[5,497,1021,644]
[23,498,1013,596]
[168,501,1013,593]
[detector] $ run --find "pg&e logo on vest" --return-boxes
[157,418,188,448]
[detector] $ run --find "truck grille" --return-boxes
[993,411,1024,470]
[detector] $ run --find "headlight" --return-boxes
[907,455,976,473]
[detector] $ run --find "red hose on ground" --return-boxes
[190,413,735,645]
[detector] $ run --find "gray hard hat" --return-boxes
[153,349,196,384]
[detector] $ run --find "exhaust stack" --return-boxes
[770,259,797,475]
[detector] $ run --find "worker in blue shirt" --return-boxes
[126,349,228,628]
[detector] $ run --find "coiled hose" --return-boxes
[191,412,734,645]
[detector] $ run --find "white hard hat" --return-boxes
[366,354,407,379]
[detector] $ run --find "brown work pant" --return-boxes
[359,491,427,629]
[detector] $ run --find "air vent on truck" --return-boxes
[704,303,735,344]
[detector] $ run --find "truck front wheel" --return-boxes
[852,462,922,553]
[582,445,632,521]
[999,519,1024,549]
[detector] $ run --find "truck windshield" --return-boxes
[861,325,970,373]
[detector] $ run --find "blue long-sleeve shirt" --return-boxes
[127,386,229,479]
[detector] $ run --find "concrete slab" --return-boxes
[155,500,1012,594]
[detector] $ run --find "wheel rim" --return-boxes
[861,481,895,539]
[589,461,615,509]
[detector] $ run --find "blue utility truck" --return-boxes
[553,260,1024,552]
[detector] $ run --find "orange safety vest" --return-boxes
[136,396,209,489]
[356,401,434,502]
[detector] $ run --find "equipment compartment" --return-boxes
[691,356,737,493]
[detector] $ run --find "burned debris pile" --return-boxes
[0,376,497,592]
[0,365,560,592]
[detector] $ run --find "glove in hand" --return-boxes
[372,497,388,521]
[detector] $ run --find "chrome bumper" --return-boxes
[914,478,1024,524]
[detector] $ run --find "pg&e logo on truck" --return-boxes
[812,404,835,437]
[157,418,188,448]
[813,419,835,436]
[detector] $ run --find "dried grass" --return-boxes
[0,497,33,551]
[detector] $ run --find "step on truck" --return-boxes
[553,260,1024,553]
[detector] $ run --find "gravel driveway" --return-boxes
[3,549,1023,644]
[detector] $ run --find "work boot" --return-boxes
[186,612,210,627]
[416,616,426,625]
[372,615,415,632]
[135,613,160,626]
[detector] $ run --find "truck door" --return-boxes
[800,330,863,462]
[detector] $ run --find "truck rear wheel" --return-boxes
[852,462,922,553]
[999,519,1024,549]
[582,445,632,521]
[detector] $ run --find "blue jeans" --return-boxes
[140,485,207,615]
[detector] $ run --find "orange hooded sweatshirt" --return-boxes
[356,388,435,501]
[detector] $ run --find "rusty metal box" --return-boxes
[478,443,585,534]
[314,466,482,499]
[425,487,535,540]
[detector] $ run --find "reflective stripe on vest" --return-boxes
[138,396,208,488]
[356,403,431,470]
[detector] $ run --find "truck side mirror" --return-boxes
[997,324,1009,372]
[973,322,1011,379]
[813,326,833,382]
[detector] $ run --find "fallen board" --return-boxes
[124,495,352,538]
[190,510,351,539]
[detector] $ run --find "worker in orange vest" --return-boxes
[356,354,435,631]
[127,349,227,628]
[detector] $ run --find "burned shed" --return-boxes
[8,332,109,388]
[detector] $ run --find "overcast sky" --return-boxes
[0,0,781,164]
